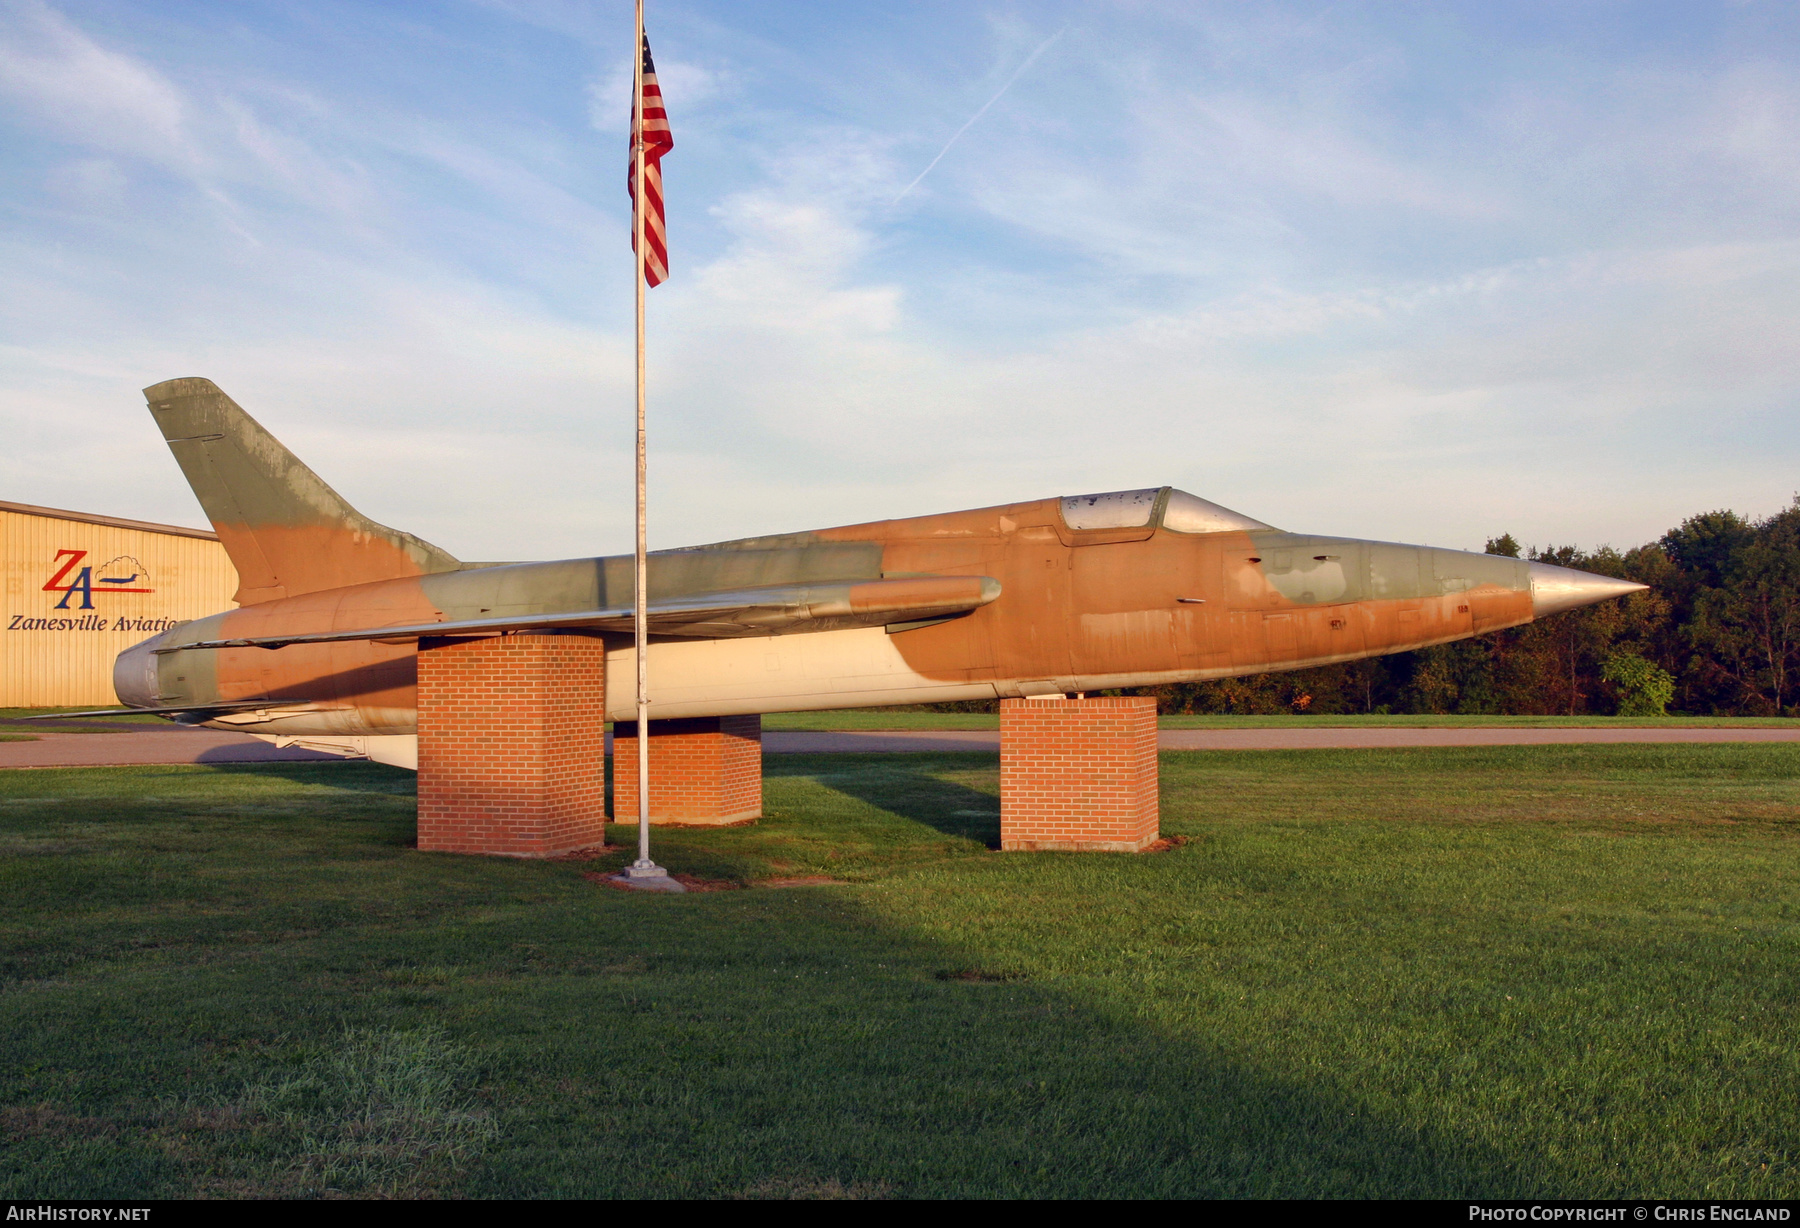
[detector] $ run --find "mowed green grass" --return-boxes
[2,746,1798,1199]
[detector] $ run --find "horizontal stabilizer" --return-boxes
[20,700,321,719]
[160,574,1003,652]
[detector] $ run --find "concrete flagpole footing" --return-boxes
[610,861,687,892]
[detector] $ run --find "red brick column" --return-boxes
[415,633,608,856]
[612,715,762,826]
[999,696,1159,852]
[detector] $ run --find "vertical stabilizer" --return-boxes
[144,378,460,604]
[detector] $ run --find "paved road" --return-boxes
[0,723,341,768]
[762,727,1800,753]
[1162,727,1800,750]
[3,721,1799,768]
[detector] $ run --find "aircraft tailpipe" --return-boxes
[112,635,162,708]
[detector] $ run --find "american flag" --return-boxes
[628,34,673,287]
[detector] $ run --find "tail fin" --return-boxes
[144,377,460,605]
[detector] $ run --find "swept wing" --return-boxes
[162,575,1001,652]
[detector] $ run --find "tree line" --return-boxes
[1147,499,1800,717]
[914,500,1800,717]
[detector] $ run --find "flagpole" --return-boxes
[626,0,667,886]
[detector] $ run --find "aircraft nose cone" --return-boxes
[1528,561,1648,617]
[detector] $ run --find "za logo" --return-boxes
[42,550,155,610]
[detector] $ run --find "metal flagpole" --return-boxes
[624,0,671,887]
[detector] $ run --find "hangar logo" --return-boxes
[42,548,154,609]
[5,550,177,635]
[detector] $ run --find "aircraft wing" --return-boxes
[160,575,1002,652]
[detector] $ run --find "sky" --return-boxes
[2,0,1798,560]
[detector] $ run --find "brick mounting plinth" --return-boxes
[415,633,608,857]
[999,696,1159,852]
[612,715,762,826]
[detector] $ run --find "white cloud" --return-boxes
[588,55,723,133]
[648,210,1800,552]
[42,155,126,204]
[2,0,1798,568]
[1713,63,1800,191]
[0,0,192,168]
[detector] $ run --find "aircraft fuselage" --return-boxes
[116,491,1578,740]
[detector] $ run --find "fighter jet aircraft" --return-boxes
[103,378,1644,768]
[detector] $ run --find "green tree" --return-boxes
[1106,503,1800,720]
[1601,652,1676,715]
[1663,510,1756,591]
[1678,501,1800,714]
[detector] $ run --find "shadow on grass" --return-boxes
[765,751,1003,847]
[191,760,417,795]
[0,865,1545,1199]
[16,758,1794,1196]
[2,758,1725,1198]
[444,885,1546,1199]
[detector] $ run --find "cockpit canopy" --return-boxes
[1059,487,1273,535]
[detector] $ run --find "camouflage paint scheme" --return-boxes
[111,379,1643,765]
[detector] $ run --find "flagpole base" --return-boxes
[611,860,685,892]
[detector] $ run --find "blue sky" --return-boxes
[2,0,1797,559]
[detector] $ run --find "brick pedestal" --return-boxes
[1000,696,1159,852]
[612,715,762,826]
[415,633,608,856]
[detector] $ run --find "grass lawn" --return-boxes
[2,745,1798,1198]
[762,709,1799,731]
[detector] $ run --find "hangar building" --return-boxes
[2,500,237,708]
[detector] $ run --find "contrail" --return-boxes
[893,26,1067,204]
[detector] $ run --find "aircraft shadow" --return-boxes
[189,760,415,795]
[457,882,1544,1198]
[605,748,1002,847]
[764,751,1004,847]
